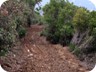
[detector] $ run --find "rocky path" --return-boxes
[2,24,88,72]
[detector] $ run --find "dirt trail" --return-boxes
[2,24,88,72]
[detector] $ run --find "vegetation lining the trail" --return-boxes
[43,0,96,56]
[0,0,41,56]
[43,0,77,45]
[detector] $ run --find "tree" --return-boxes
[72,8,89,32]
[43,0,77,45]
[71,8,96,53]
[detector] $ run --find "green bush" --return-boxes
[18,27,26,38]
[43,0,76,45]
[72,8,89,32]
[59,25,73,46]
[0,0,41,56]
[0,47,8,56]
[69,43,81,56]
[89,11,96,37]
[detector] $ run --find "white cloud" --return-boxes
[89,0,96,8]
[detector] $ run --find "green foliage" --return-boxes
[89,11,96,28]
[72,8,96,53]
[0,47,8,56]
[43,0,96,55]
[69,43,81,56]
[92,28,96,37]
[43,0,76,45]
[89,11,96,37]
[0,0,41,56]
[59,25,74,45]
[69,43,76,51]
[0,28,16,56]
[18,27,26,38]
[34,6,46,25]
[73,8,89,32]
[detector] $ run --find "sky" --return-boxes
[40,0,50,7]
[40,0,96,11]
[89,0,96,7]
[41,0,96,7]
[69,0,96,10]
[0,0,8,7]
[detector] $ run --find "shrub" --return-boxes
[43,0,76,45]
[59,25,73,46]
[18,27,26,38]
[0,0,42,56]
[69,43,81,56]
[72,8,89,32]
[0,47,8,56]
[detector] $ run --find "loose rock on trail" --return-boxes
[1,24,88,72]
